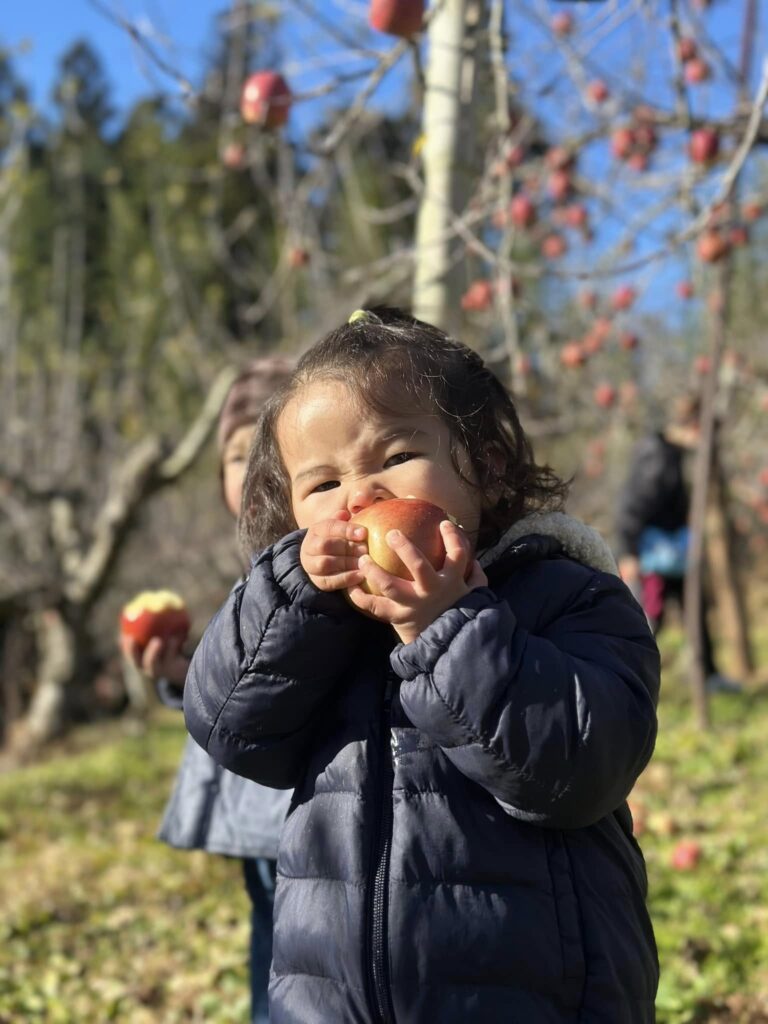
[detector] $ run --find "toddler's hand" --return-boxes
[120,633,191,687]
[346,519,488,644]
[300,510,368,592]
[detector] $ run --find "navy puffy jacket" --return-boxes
[184,526,660,1023]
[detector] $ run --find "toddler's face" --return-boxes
[276,381,483,539]
[222,424,256,519]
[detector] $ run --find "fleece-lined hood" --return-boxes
[479,511,619,577]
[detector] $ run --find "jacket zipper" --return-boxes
[369,675,396,1024]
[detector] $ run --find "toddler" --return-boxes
[184,308,660,1023]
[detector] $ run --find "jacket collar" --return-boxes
[478,511,618,578]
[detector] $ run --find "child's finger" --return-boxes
[439,520,472,575]
[358,553,414,601]
[312,568,365,591]
[465,559,488,589]
[383,530,437,591]
[306,553,366,578]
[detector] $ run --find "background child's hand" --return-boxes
[346,519,487,644]
[119,633,191,687]
[300,510,368,592]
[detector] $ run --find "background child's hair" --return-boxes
[240,307,568,554]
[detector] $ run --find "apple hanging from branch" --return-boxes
[240,71,292,129]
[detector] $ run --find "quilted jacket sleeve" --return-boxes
[183,530,363,789]
[390,559,659,829]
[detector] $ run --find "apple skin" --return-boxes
[670,839,702,871]
[240,72,292,129]
[351,498,450,596]
[120,590,190,652]
[369,0,424,37]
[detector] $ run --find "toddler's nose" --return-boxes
[348,486,388,517]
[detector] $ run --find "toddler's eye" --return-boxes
[311,480,340,493]
[385,451,418,468]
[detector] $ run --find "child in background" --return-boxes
[121,358,294,1024]
[184,308,660,1024]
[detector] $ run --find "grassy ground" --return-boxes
[1,626,767,1023]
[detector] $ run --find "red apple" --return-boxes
[369,0,424,37]
[689,127,719,164]
[541,233,567,259]
[697,228,730,263]
[120,590,190,652]
[677,37,698,62]
[676,280,695,300]
[729,224,749,247]
[564,203,589,230]
[594,383,617,409]
[221,142,246,170]
[240,71,292,129]
[461,279,494,312]
[684,57,711,84]
[547,169,573,203]
[509,193,537,229]
[288,246,311,268]
[587,79,610,104]
[611,127,636,160]
[351,498,450,595]
[742,201,762,222]
[671,839,702,871]
[551,11,574,36]
[611,284,637,311]
[619,331,639,351]
[560,341,586,368]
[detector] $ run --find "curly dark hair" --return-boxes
[240,307,568,556]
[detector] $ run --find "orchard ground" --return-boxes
[1,617,767,1023]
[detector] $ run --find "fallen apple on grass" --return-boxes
[120,590,190,652]
[350,498,454,597]
[670,839,703,871]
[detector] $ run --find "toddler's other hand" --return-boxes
[301,510,368,592]
[347,519,488,644]
[119,633,191,687]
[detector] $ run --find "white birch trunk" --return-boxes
[413,0,488,332]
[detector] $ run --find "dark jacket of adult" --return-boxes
[615,432,688,559]
[184,514,660,1023]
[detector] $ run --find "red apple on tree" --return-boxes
[611,284,637,311]
[461,279,494,312]
[350,498,452,596]
[369,0,424,38]
[677,37,698,62]
[509,193,537,229]
[697,228,730,263]
[689,127,719,164]
[676,280,695,300]
[594,383,617,409]
[541,233,567,259]
[587,79,610,104]
[611,127,636,160]
[551,11,574,36]
[560,341,586,368]
[684,57,711,84]
[240,71,292,129]
[120,590,190,653]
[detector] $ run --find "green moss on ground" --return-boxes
[1,627,767,1023]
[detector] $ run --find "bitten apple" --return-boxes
[120,590,191,652]
[351,498,451,596]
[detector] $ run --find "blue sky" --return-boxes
[3,1,222,114]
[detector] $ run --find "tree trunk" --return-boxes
[14,608,78,752]
[413,0,489,332]
[705,442,754,679]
